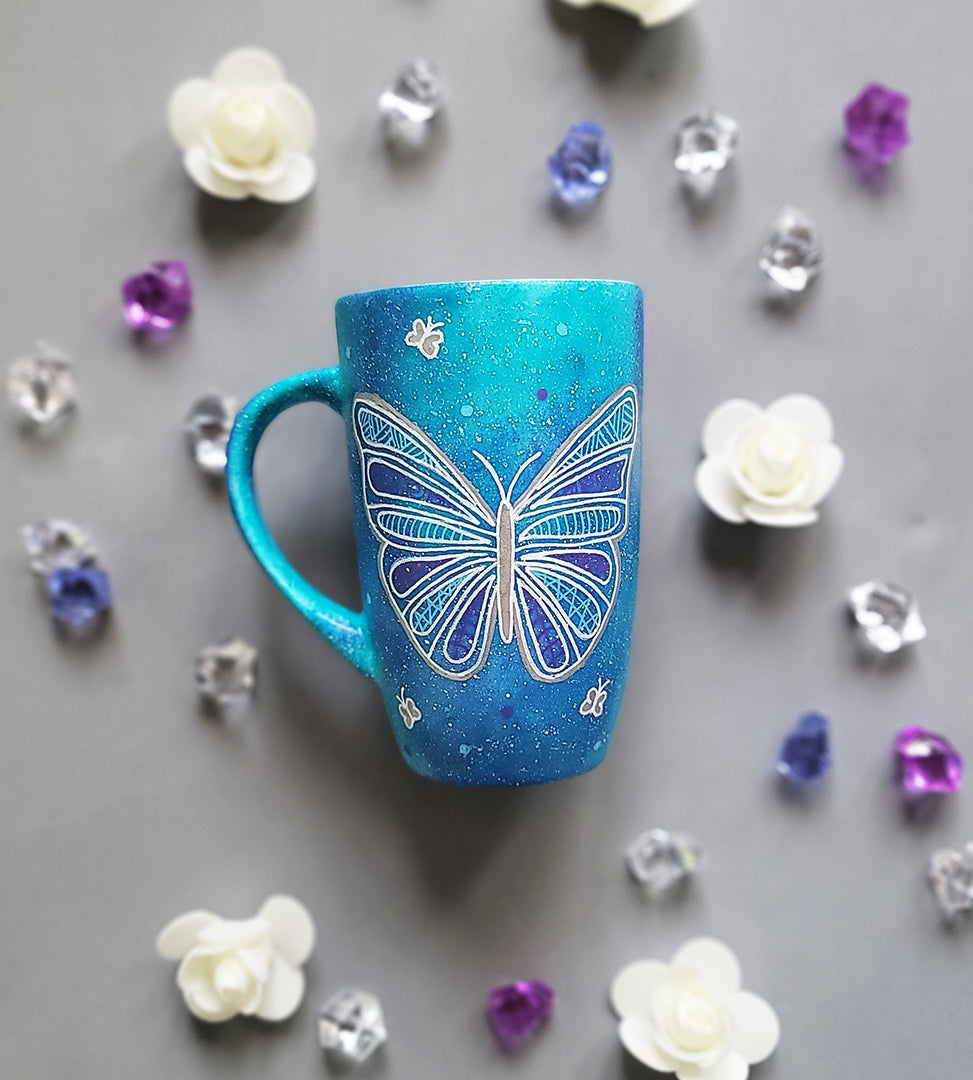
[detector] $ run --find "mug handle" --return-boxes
[226,367,380,682]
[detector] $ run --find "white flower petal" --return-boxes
[269,83,316,152]
[255,952,306,1021]
[636,0,699,25]
[701,400,764,457]
[252,154,316,203]
[213,47,285,87]
[619,1017,678,1072]
[183,146,251,200]
[258,894,316,966]
[804,443,844,507]
[557,0,698,27]
[185,986,239,1023]
[236,944,272,982]
[727,992,780,1064]
[671,939,741,995]
[167,78,214,149]
[610,960,669,1018]
[155,911,219,960]
[766,394,833,444]
[209,151,289,186]
[742,502,819,528]
[196,916,269,951]
[695,458,747,524]
[678,1050,750,1080]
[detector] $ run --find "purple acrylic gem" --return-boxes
[547,122,612,208]
[47,565,112,633]
[844,83,911,166]
[777,712,832,785]
[486,979,555,1052]
[895,726,963,795]
[122,259,192,331]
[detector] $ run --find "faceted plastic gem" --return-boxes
[7,343,77,426]
[195,638,258,709]
[848,580,926,654]
[844,83,911,166]
[47,566,112,633]
[184,392,238,476]
[122,260,192,332]
[22,519,96,575]
[548,122,612,208]
[675,109,739,195]
[928,844,973,919]
[379,59,446,146]
[486,980,555,1052]
[896,726,963,795]
[759,206,822,293]
[625,828,705,896]
[777,712,832,785]
[317,988,387,1064]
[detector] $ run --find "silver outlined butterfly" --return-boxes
[404,316,445,359]
[352,385,638,683]
[579,677,611,717]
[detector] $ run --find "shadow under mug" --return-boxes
[226,279,643,786]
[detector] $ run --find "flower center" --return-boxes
[672,986,725,1049]
[735,419,812,495]
[213,955,251,1004]
[653,973,730,1056]
[207,93,280,167]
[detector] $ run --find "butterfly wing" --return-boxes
[352,394,499,679]
[511,385,639,681]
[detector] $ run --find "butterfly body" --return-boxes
[353,384,639,683]
[496,498,516,643]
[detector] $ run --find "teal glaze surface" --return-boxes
[227,279,643,786]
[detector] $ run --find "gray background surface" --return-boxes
[1,0,970,1076]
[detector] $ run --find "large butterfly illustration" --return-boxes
[352,384,638,682]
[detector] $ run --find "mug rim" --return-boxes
[336,278,641,307]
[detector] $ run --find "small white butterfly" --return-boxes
[579,677,610,718]
[397,686,422,728]
[404,316,445,359]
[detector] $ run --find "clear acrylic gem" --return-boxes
[22,519,97,575]
[379,59,445,146]
[625,828,705,896]
[848,579,926,654]
[317,988,388,1064]
[195,638,258,710]
[7,342,77,426]
[928,844,973,919]
[184,392,238,476]
[759,206,822,293]
[674,109,739,195]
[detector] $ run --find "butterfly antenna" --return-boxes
[472,450,507,503]
[506,451,542,501]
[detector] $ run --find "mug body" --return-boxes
[334,279,643,785]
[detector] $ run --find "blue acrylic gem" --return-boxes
[547,122,612,208]
[777,711,831,785]
[47,566,112,632]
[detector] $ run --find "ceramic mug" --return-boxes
[226,279,643,786]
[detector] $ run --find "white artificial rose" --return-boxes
[611,938,780,1080]
[168,47,316,203]
[695,394,844,527]
[156,895,315,1023]
[558,0,699,27]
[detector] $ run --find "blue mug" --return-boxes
[227,279,643,786]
